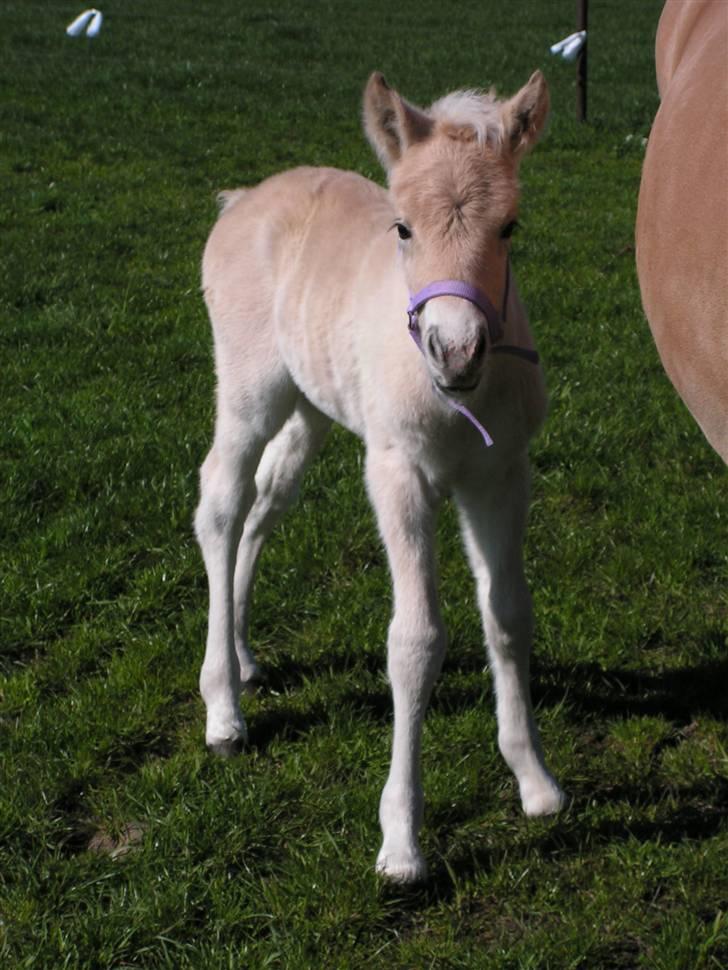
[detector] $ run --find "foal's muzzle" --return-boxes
[407,279,505,360]
[405,264,539,448]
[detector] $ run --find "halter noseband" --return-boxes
[407,279,505,349]
[406,262,538,447]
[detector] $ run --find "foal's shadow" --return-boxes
[243,629,726,902]
[418,643,728,899]
[389,640,728,901]
[543,644,728,725]
[246,631,728,755]
[415,776,728,904]
[245,646,391,754]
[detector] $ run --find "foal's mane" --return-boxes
[428,89,504,147]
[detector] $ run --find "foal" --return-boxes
[195,71,565,882]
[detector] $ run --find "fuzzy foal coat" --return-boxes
[195,72,564,883]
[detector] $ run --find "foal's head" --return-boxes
[364,71,549,395]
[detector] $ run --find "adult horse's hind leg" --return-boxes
[366,447,447,883]
[454,455,565,816]
[195,376,297,755]
[232,397,331,687]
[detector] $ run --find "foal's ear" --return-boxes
[501,70,550,159]
[363,72,434,171]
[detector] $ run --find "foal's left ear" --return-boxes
[363,72,434,172]
[501,70,550,159]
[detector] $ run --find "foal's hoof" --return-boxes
[375,849,428,885]
[521,778,567,817]
[240,670,264,696]
[207,735,246,758]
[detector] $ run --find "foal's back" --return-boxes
[202,165,407,437]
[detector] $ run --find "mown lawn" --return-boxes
[1,1,726,967]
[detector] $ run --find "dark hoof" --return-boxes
[207,736,246,758]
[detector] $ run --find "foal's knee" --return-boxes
[195,446,254,547]
[387,617,447,692]
[486,577,533,653]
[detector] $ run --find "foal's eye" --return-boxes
[500,220,520,240]
[393,221,412,241]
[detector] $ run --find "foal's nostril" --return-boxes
[472,333,486,363]
[427,331,444,364]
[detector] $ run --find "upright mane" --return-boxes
[428,89,504,147]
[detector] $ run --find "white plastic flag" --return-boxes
[66,9,103,38]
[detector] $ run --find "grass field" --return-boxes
[1,0,726,967]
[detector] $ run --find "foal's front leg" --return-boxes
[366,449,447,883]
[455,455,565,816]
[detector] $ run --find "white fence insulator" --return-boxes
[86,10,103,37]
[550,30,587,61]
[66,9,103,38]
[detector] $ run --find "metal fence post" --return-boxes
[577,0,589,121]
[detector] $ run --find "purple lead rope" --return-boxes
[406,312,496,447]
[406,263,538,448]
[441,397,495,447]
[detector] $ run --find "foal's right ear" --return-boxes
[363,72,434,172]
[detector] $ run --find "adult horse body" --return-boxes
[195,71,565,882]
[636,0,728,462]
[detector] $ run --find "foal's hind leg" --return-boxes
[232,398,331,687]
[366,448,447,883]
[195,380,296,755]
[454,455,565,816]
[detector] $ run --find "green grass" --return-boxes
[1,1,726,967]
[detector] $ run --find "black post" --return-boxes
[577,0,588,121]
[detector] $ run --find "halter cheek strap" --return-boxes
[406,263,539,448]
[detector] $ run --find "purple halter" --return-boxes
[406,262,538,447]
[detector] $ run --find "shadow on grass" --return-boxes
[247,700,332,752]
[225,629,728,761]
[246,683,391,754]
[47,729,177,857]
[255,645,386,695]
[252,622,727,731]
[49,630,726,878]
[369,642,728,904]
[416,774,728,905]
[543,647,728,724]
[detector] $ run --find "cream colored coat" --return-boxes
[195,72,564,883]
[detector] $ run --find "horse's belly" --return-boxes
[636,0,728,461]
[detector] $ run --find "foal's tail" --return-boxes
[216,188,249,214]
